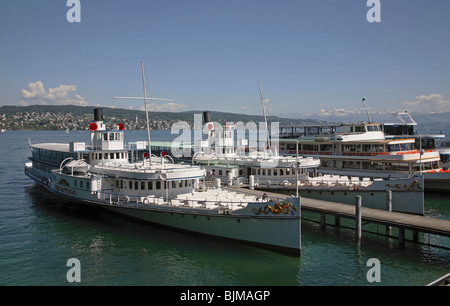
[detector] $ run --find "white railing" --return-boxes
[95,188,267,213]
[249,175,374,189]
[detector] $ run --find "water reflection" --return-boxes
[26,184,302,285]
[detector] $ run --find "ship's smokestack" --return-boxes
[94,108,104,122]
[203,111,211,123]
[89,108,106,131]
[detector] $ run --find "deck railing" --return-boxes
[94,187,267,213]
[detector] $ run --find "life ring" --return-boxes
[143,197,150,204]
[123,196,130,203]
[265,180,271,187]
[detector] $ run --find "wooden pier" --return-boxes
[230,187,450,246]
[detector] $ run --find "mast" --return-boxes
[259,81,271,153]
[141,61,152,165]
[296,140,299,198]
[362,98,372,123]
[114,62,175,166]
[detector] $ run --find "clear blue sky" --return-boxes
[1,0,449,120]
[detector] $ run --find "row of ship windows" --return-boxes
[90,152,128,160]
[74,180,90,189]
[320,160,440,171]
[281,139,436,152]
[210,168,304,177]
[281,143,413,152]
[92,132,122,141]
[115,179,192,191]
[251,167,304,176]
[32,149,78,164]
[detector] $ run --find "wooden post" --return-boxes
[356,195,362,240]
[320,213,326,229]
[399,228,405,246]
[413,230,419,242]
[386,190,392,211]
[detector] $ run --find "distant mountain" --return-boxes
[0,105,332,131]
[410,112,450,131]
[297,108,450,131]
[180,110,332,126]
[2,104,447,132]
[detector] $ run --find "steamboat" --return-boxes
[278,121,449,192]
[437,139,450,168]
[25,108,301,255]
[192,112,424,214]
[24,65,302,255]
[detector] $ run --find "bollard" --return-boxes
[228,172,233,186]
[249,175,254,190]
[356,195,362,240]
[194,178,200,190]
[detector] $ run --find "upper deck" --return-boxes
[278,137,440,162]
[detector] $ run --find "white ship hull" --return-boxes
[298,189,422,215]
[104,204,300,254]
[312,168,450,193]
[255,175,424,215]
[423,171,450,192]
[25,163,301,255]
[278,121,448,192]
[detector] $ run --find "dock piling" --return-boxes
[413,230,419,242]
[335,216,340,227]
[386,190,392,211]
[320,214,326,229]
[399,228,405,246]
[356,195,362,240]
[386,190,392,233]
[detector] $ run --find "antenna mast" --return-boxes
[259,81,271,152]
[141,61,152,165]
[362,98,372,123]
[114,62,175,166]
